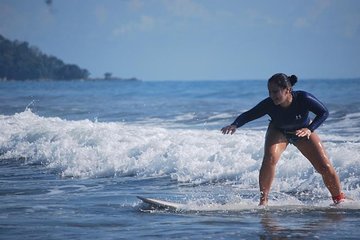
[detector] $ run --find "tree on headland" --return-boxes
[0,34,90,80]
[104,72,112,80]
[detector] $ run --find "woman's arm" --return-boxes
[231,98,270,128]
[221,98,269,134]
[304,92,329,132]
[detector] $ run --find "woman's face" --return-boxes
[268,82,291,106]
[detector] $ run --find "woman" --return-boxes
[221,73,345,206]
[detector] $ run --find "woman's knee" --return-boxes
[262,154,280,167]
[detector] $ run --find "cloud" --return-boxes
[129,0,144,10]
[291,0,360,39]
[344,14,360,38]
[112,15,155,36]
[244,8,281,27]
[95,5,108,24]
[162,0,210,20]
[293,0,331,28]
[0,1,55,37]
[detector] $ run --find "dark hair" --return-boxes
[268,73,298,89]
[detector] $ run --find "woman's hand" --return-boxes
[295,128,312,139]
[221,125,237,135]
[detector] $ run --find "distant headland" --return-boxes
[89,72,140,81]
[0,34,138,81]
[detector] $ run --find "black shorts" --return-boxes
[269,122,305,145]
[281,130,305,144]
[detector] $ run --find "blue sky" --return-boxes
[1,0,359,80]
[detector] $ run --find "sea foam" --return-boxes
[1,110,359,198]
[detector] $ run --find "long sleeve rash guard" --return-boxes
[231,91,329,132]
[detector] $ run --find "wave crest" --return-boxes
[1,110,359,198]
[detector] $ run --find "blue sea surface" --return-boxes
[1,79,359,239]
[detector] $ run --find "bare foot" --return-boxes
[259,199,268,206]
[259,192,268,206]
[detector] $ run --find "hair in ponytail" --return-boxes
[288,75,298,86]
[268,73,298,89]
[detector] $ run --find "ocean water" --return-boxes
[0,79,359,239]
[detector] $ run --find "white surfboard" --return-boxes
[138,196,359,212]
[137,196,185,210]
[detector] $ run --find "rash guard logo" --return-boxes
[296,114,302,120]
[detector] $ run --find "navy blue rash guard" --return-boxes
[231,91,329,132]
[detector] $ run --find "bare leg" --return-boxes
[259,124,288,205]
[294,132,342,199]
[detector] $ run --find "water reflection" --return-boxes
[259,208,344,239]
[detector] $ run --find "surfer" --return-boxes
[221,73,345,206]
